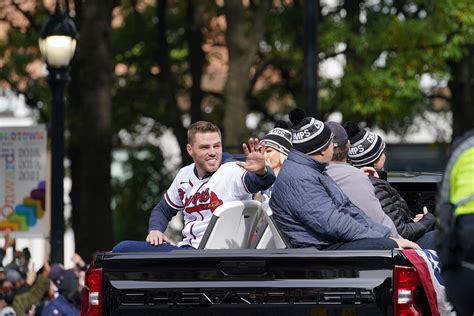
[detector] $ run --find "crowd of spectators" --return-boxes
[0,232,86,316]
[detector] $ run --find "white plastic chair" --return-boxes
[254,201,291,249]
[198,200,262,249]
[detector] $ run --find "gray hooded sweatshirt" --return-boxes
[326,162,400,238]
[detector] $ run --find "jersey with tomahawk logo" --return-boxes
[164,161,253,248]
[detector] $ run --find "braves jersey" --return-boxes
[164,161,253,248]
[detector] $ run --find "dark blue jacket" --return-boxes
[269,149,392,249]
[41,294,80,316]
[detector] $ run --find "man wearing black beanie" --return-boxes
[344,121,436,249]
[269,109,419,250]
[325,121,400,238]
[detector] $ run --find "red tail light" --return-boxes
[81,266,103,316]
[394,265,423,316]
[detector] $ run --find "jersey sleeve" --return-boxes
[217,163,250,198]
[163,167,187,210]
[225,162,275,198]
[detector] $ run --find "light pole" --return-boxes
[38,0,77,264]
[303,0,319,117]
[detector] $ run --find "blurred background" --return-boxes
[0,0,473,265]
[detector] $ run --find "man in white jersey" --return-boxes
[112,121,275,252]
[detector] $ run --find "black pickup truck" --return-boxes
[80,172,440,316]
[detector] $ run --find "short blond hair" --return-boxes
[187,121,221,144]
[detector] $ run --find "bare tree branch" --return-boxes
[318,49,346,62]
[424,93,452,102]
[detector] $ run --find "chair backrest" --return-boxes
[198,200,262,249]
[255,202,291,249]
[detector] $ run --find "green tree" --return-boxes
[2,0,474,255]
[316,0,474,134]
[248,0,474,135]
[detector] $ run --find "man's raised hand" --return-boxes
[360,166,379,178]
[236,138,267,176]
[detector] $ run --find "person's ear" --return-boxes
[186,143,193,157]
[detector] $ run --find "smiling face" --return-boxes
[264,146,283,171]
[187,132,222,178]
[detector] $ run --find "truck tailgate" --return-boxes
[97,249,400,316]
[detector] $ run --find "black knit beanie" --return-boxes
[288,109,333,155]
[344,121,386,167]
[260,120,293,155]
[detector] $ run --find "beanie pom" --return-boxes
[274,120,291,130]
[343,121,362,142]
[289,108,307,126]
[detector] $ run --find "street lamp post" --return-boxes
[39,1,77,264]
[303,0,319,117]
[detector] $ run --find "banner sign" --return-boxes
[0,126,49,237]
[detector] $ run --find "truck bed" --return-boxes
[93,249,411,316]
[82,173,439,315]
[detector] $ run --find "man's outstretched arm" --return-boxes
[243,167,276,193]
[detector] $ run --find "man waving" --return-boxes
[113,121,275,252]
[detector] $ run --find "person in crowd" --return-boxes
[437,130,474,316]
[344,121,436,249]
[2,261,50,316]
[5,249,31,284]
[325,121,400,237]
[256,120,292,201]
[269,109,419,250]
[113,120,275,252]
[0,232,15,275]
[40,264,81,316]
[70,254,87,287]
[0,233,15,316]
[0,291,16,316]
[4,269,29,296]
[34,254,86,315]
